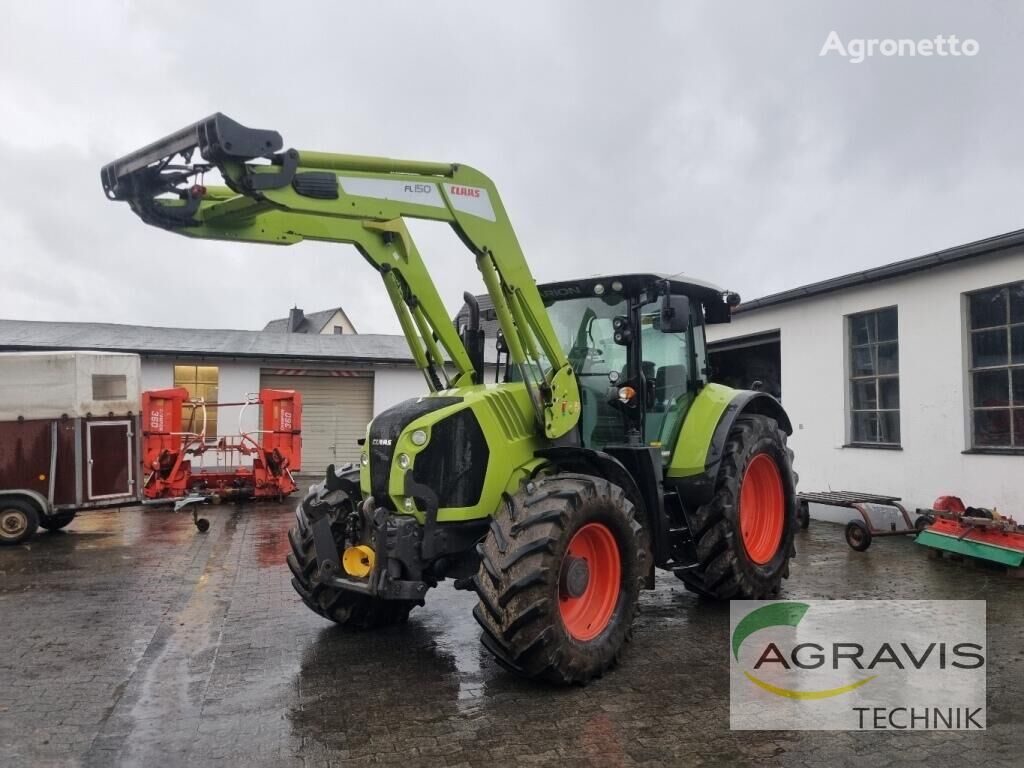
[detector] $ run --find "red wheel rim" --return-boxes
[558,522,621,641]
[739,453,785,565]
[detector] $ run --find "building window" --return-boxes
[173,365,219,438]
[967,282,1024,449]
[333,325,344,335]
[848,307,900,445]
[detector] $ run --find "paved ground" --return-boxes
[0,502,1021,768]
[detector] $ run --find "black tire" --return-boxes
[287,469,416,629]
[0,499,40,545]
[914,515,933,533]
[845,520,872,551]
[678,414,797,599]
[797,501,810,530]
[38,510,76,531]
[471,473,650,684]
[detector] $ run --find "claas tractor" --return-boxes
[103,114,798,683]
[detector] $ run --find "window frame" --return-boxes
[845,305,901,448]
[965,281,1024,453]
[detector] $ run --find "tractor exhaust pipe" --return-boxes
[461,292,485,385]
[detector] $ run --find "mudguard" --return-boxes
[666,383,792,505]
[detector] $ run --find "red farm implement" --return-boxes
[916,495,1024,573]
[141,387,302,529]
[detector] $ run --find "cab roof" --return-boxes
[537,273,729,302]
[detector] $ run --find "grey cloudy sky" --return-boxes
[2,1,1021,334]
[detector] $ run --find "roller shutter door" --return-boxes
[260,373,373,473]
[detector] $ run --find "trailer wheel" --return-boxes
[287,471,416,629]
[0,499,40,545]
[677,415,797,599]
[38,511,76,532]
[914,515,933,533]
[471,473,649,684]
[845,520,872,551]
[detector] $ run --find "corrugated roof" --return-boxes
[0,319,413,363]
[735,227,1024,314]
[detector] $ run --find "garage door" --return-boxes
[260,372,374,473]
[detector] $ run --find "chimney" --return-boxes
[288,306,305,333]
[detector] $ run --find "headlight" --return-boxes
[397,453,411,470]
[360,452,369,466]
[410,429,428,446]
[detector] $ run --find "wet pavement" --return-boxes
[0,502,1021,768]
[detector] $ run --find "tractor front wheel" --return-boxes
[471,473,649,684]
[680,414,797,599]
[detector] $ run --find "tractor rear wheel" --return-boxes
[679,414,797,599]
[471,473,649,684]
[287,471,416,629]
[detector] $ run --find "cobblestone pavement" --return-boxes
[0,502,1021,768]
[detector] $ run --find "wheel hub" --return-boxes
[1,511,27,536]
[558,522,622,642]
[560,555,591,599]
[739,453,785,565]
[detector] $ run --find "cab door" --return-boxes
[638,297,698,452]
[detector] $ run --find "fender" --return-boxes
[535,447,646,518]
[0,489,50,516]
[535,446,661,584]
[667,385,792,506]
[705,390,792,469]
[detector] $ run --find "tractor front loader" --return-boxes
[103,114,798,684]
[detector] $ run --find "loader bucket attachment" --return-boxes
[100,113,287,228]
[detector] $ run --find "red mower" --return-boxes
[915,495,1024,572]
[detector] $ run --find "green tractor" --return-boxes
[103,114,798,684]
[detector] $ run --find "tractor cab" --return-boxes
[536,274,740,456]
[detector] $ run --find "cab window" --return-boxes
[640,300,693,448]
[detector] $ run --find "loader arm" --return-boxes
[102,114,579,439]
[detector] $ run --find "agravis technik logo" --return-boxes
[730,600,986,730]
[732,602,877,700]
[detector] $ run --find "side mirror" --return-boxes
[659,294,690,333]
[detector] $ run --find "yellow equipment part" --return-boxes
[342,545,376,578]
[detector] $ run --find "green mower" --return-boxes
[103,114,798,683]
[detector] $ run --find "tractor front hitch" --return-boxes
[309,496,431,602]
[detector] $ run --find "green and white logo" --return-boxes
[730,600,986,730]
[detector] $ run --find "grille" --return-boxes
[413,409,489,509]
[367,397,461,507]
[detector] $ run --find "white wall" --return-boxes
[373,366,429,415]
[140,359,172,392]
[139,359,260,437]
[707,249,1024,518]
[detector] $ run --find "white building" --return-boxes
[707,230,1023,519]
[0,320,427,475]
